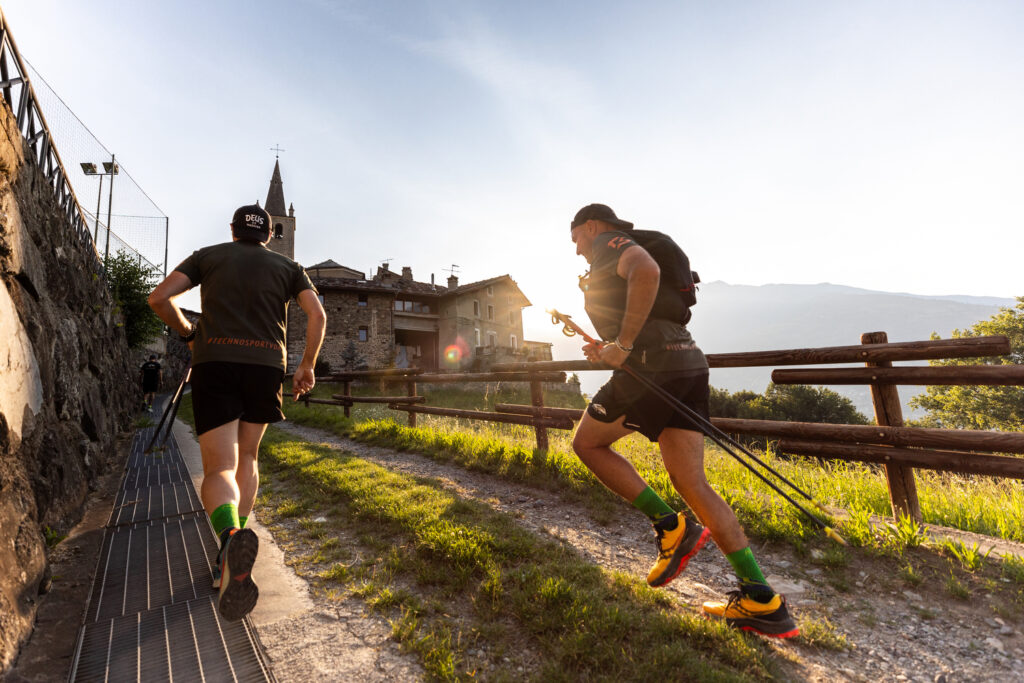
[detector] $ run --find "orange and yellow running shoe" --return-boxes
[647,514,712,587]
[702,586,799,638]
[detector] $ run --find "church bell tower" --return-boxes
[264,159,296,259]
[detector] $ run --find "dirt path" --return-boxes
[271,422,1024,682]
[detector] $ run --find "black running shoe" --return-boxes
[217,528,259,621]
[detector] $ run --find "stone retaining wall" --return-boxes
[0,101,135,671]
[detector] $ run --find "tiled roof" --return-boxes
[444,275,531,306]
[312,276,447,296]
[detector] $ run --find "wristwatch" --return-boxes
[182,325,197,343]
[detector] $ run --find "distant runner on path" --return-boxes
[567,203,797,638]
[148,203,326,621]
[139,354,162,412]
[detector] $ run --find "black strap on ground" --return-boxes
[68,395,275,682]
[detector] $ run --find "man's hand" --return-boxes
[597,342,631,368]
[292,362,316,399]
[582,341,603,363]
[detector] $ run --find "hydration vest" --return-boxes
[582,229,699,342]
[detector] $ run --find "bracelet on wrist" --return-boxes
[613,337,633,353]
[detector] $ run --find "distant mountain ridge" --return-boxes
[686,282,1015,417]
[553,283,1015,417]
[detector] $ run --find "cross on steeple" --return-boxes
[270,144,286,159]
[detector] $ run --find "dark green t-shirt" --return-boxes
[583,230,707,373]
[175,241,315,370]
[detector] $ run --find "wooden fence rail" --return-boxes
[296,332,1018,521]
[772,365,1024,386]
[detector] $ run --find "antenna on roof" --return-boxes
[444,264,460,276]
[380,257,394,270]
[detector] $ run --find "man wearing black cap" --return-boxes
[139,354,162,412]
[148,203,326,622]
[569,203,796,638]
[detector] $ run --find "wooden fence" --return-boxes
[289,333,1020,522]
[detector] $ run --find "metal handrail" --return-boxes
[0,8,101,272]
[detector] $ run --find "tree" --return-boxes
[909,296,1024,430]
[340,340,368,370]
[106,250,163,349]
[757,384,870,425]
[710,384,869,424]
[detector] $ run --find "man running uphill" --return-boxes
[148,204,326,621]
[568,203,797,638]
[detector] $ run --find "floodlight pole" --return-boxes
[163,217,169,277]
[93,173,103,244]
[103,153,115,266]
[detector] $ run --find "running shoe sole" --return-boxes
[218,528,259,621]
[649,525,712,587]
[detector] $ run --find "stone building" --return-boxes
[261,162,552,372]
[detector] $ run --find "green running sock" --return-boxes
[210,503,240,536]
[631,486,676,526]
[726,547,773,600]
[239,515,248,529]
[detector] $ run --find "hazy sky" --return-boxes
[5,1,1022,348]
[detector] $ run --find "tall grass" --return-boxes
[283,383,1024,544]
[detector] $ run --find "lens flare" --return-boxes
[443,338,469,367]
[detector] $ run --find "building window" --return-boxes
[358,326,368,342]
[487,285,493,296]
[508,311,515,324]
[358,294,367,307]
[473,300,480,317]
[474,328,481,347]
[274,223,283,238]
[511,334,517,350]
[487,305,494,321]
[487,332,497,347]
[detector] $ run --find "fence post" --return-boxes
[862,331,922,521]
[407,381,417,427]
[343,380,351,419]
[530,378,549,451]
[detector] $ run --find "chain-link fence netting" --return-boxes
[24,59,168,275]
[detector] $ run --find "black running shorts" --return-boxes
[190,362,285,436]
[587,368,709,442]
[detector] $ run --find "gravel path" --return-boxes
[270,421,1024,682]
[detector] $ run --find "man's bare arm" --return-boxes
[148,271,195,336]
[292,289,327,397]
[615,245,660,348]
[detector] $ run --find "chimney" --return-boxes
[447,274,459,289]
[401,266,412,280]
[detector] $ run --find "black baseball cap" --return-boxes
[231,203,271,240]
[571,203,633,231]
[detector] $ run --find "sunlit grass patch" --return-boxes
[258,428,779,681]
[796,615,850,651]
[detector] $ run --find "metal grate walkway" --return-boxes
[69,414,275,682]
